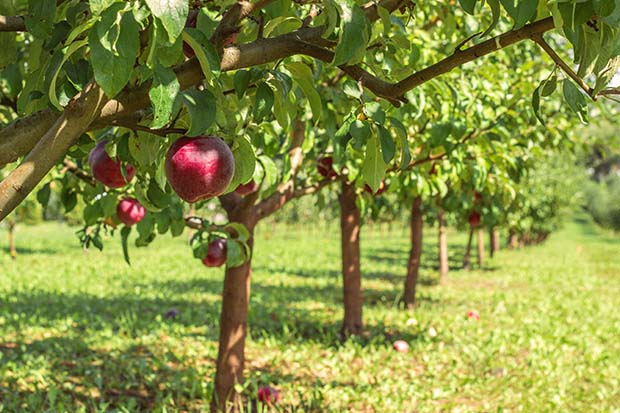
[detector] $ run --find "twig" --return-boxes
[62,159,96,186]
[0,15,25,32]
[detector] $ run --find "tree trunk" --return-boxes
[339,181,362,337]
[463,227,474,271]
[490,227,500,258]
[438,209,448,283]
[8,220,16,260]
[508,230,519,249]
[403,196,423,309]
[212,210,257,413]
[477,228,485,267]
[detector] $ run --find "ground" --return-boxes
[0,217,619,412]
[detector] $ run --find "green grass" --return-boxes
[0,217,619,412]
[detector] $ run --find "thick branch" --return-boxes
[0,110,60,168]
[0,15,25,32]
[0,83,106,221]
[211,0,274,47]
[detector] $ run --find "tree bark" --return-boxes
[477,228,485,267]
[8,220,16,259]
[463,227,474,271]
[490,227,500,258]
[508,230,519,249]
[404,196,423,309]
[212,206,257,413]
[339,181,362,337]
[438,209,448,283]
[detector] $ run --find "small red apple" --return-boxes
[257,386,280,405]
[183,9,199,58]
[116,197,146,226]
[364,180,386,195]
[468,211,481,227]
[88,140,135,188]
[393,340,410,352]
[317,155,337,179]
[165,136,235,203]
[235,180,258,196]
[467,310,480,320]
[202,238,227,267]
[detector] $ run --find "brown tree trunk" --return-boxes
[463,227,474,271]
[438,209,448,283]
[508,230,519,249]
[212,207,257,413]
[490,227,500,258]
[8,220,16,260]
[339,181,362,337]
[477,228,485,267]
[403,196,423,309]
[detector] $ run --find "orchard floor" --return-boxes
[0,217,619,413]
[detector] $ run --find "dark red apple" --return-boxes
[317,155,337,179]
[393,340,410,352]
[202,238,227,267]
[165,136,235,203]
[257,386,280,405]
[235,180,258,196]
[88,140,135,188]
[468,211,481,227]
[364,180,386,195]
[116,198,146,226]
[182,9,199,58]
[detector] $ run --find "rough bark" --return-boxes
[477,228,485,267]
[8,220,16,259]
[438,209,448,283]
[339,181,362,337]
[212,203,257,413]
[404,196,423,309]
[463,227,474,271]
[490,228,500,258]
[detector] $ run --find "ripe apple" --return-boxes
[467,310,480,320]
[202,237,227,267]
[317,155,337,179]
[364,180,386,195]
[468,211,481,227]
[88,140,135,188]
[183,9,199,58]
[165,136,235,203]
[116,197,146,226]
[235,180,258,196]
[393,340,410,352]
[257,386,280,405]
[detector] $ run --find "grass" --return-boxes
[0,217,619,412]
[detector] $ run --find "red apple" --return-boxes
[317,155,337,179]
[257,386,280,405]
[183,9,199,58]
[393,340,410,352]
[202,238,227,267]
[88,140,135,188]
[468,211,481,227]
[467,310,480,320]
[364,180,386,195]
[235,180,258,196]
[116,198,146,226]
[165,136,235,203]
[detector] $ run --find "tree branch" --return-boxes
[0,15,25,32]
[210,0,275,48]
[532,34,595,99]
[0,82,107,221]
[62,159,96,186]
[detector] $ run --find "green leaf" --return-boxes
[389,117,411,169]
[459,0,478,14]
[562,79,588,123]
[121,226,131,265]
[129,132,161,168]
[0,33,17,70]
[233,70,251,99]
[362,135,387,193]
[333,4,370,66]
[226,239,247,268]
[226,136,256,193]
[149,65,180,129]
[181,29,219,81]
[145,0,188,42]
[36,183,51,207]
[89,0,118,16]
[181,89,217,137]
[532,85,545,125]
[500,0,538,28]
[349,120,371,148]
[26,0,56,38]
[253,82,274,122]
[285,62,322,120]
[89,5,140,97]
[83,203,104,226]
[226,222,250,242]
[377,125,395,164]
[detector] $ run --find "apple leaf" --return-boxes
[121,226,131,265]
[149,65,180,129]
[145,0,188,43]
[362,134,387,193]
[333,3,370,66]
[181,89,216,136]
